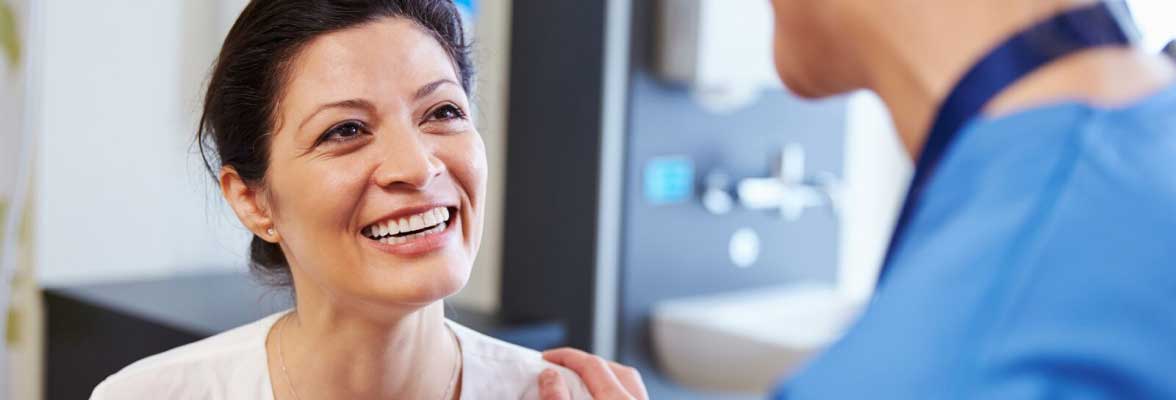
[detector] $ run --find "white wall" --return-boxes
[838,92,911,303]
[1127,0,1176,52]
[34,0,249,286]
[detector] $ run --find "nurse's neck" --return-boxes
[851,0,1176,160]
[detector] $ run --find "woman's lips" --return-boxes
[364,211,459,257]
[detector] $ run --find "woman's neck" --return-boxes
[268,298,461,400]
[848,0,1176,159]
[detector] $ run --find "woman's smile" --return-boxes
[361,205,461,257]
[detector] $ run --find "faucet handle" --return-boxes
[736,177,788,210]
[780,143,806,184]
[737,177,826,220]
[733,143,841,221]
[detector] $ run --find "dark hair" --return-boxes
[197,0,473,287]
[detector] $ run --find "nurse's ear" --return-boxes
[219,166,279,243]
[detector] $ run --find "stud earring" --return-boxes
[266,227,276,236]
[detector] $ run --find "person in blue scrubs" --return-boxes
[538,0,1176,399]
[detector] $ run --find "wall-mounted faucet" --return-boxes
[703,144,841,221]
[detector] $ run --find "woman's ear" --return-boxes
[219,166,279,242]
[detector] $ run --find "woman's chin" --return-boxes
[359,260,471,308]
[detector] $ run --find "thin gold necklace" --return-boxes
[275,313,462,400]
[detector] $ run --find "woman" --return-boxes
[541,0,1176,399]
[90,1,591,399]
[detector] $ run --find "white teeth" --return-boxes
[366,207,453,240]
[380,221,447,244]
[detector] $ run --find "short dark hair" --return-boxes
[196,0,473,287]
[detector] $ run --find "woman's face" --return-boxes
[261,17,485,310]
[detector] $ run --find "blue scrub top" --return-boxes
[775,82,1176,399]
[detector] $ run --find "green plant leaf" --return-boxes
[0,1,20,68]
[6,308,19,345]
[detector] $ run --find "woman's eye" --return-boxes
[427,104,466,121]
[319,121,367,144]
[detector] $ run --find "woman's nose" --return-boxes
[372,133,445,190]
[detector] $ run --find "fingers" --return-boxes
[543,348,645,400]
[539,369,572,400]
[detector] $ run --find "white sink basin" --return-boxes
[651,284,865,394]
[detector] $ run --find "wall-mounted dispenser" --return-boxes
[654,0,782,113]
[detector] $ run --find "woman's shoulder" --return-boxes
[447,320,593,400]
[90,311,285,400]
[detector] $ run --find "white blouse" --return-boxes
[90,311,592,399]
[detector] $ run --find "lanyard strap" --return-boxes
[877,2,1133,284]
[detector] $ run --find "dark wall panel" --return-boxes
[500,0,609,350]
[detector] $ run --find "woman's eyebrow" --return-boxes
[298,98,377,131]
[296,79,457,131]
[414,78,459,101]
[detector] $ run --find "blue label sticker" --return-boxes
[455,0,476,39]
[454,0,477,14]
[644,157,694,205]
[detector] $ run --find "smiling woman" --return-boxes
[88,1,590,399]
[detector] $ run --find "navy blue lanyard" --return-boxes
[876,2,1133,284]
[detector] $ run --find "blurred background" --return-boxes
[0,0,1172,399]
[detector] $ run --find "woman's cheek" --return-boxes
[445,133,488,198]
[301,157,373,229]
[467,133,489,188]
